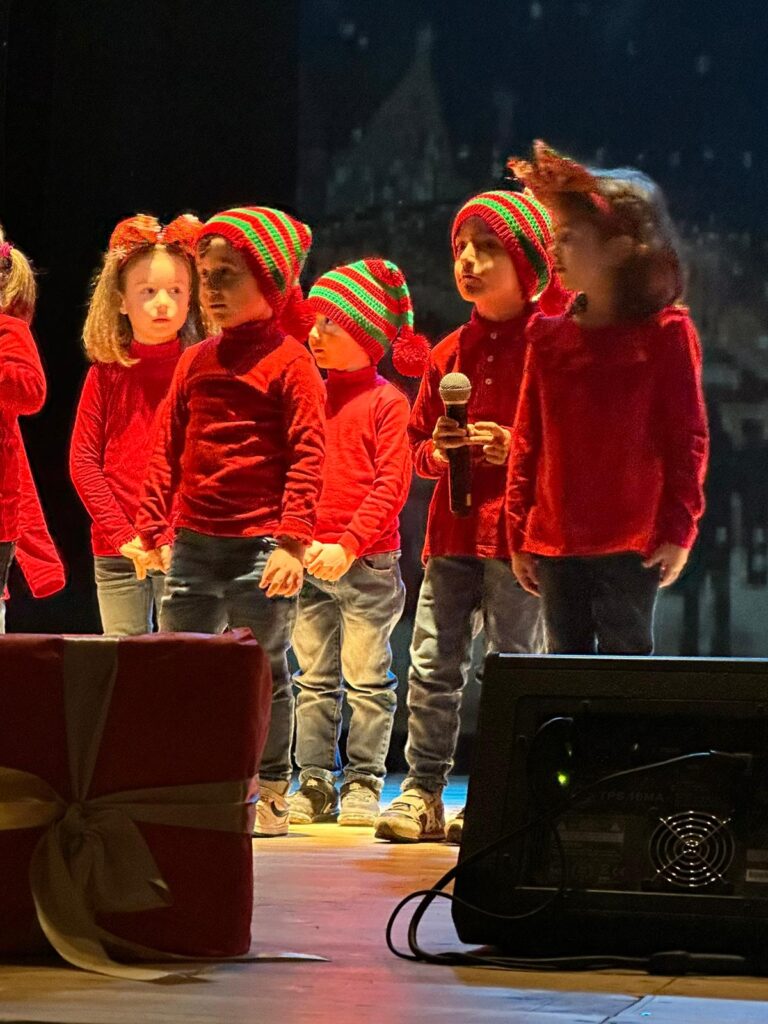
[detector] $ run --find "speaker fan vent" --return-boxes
[649,811,735,889]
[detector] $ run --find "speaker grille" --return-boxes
[649,811,735,889]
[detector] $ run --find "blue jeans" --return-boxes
[537,553,659,654]
[0,541,15,634]
[292,551,405,795]
[94,556,166,636]
[404,555,543,794]
[159,529,296,782]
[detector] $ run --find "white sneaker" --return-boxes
[374,788,445,843]
[254,779,290,838]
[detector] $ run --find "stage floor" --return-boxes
[2,778,768,1023]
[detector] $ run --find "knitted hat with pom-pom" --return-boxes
[198,206,315,339]
[308,258,430,377]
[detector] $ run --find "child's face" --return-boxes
[196,238,272,328]
[453,216,523,314]
[308,314,372,371]
[119,248,191,345]
[551,215,626,295]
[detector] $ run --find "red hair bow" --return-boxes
[508,140,614,218]
[108,213,201,265]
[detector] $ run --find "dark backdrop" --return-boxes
[1,0,299,630]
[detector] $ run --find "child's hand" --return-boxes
[511,552,540,597]
[119,536,153,581]
[306,542,356,582]
[642,543,689,587]
[432,415,469,456]
[303,540,324,567]
[260,543,304,598]
[154,544,172,573]
[468,421,511,465]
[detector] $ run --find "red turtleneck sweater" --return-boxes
[505,307,708,557]
[314,366,411,556]
[0,313,47,542]
[69,338,182,556]
[136,319,325,548]
[409,307,534,561]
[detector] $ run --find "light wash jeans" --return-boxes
[94,555,166,636]
[292,551,405,795]
[158,528,296,782]
[403,555,543,794]
[0,541,15,634]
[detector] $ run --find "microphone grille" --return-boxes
[439,372,472,404]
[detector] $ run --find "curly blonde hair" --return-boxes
[82,244,206,366]
[0,225,37,323]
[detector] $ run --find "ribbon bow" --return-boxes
[508,139,615,219]
[108,213,201,266]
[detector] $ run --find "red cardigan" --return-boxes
[409,308,534,561]
[137,319,325,549]
[505,307,709,557]
[70,338,181,556]
[0,314,46,542]
[13,425,65,597]
[314,366,411,557]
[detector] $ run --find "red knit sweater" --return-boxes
[505,307,709,557]
[137,319,325,548]
[409,308,533,561]
[69,338,181,556]
[0,314,46,542]
[314,366,411,556]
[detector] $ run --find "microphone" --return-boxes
[438,372,472,517]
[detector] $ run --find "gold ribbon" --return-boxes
[0,637,256,982]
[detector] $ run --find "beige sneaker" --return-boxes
[374,787,445,843]
[445,807,464,845]
[254,779,290,838]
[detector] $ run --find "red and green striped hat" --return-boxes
[199,206,314,337]
[308,258,430,377]
[452,189,554,303]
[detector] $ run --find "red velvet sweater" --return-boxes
[314,366,411,557]
[69,338,181,556]
[137,319,325,548]
[505,307,709,557]
[0,314,46,542]
[409,308,534,561]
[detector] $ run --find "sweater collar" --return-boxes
[128,337,181,361]
[326,365,378,392]
[220,317,283,347]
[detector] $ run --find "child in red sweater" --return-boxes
[289,258,430,827]
[375,190,561,844]
[0,232,48,628]
[505,141,708,653]
[69,214,203,635]
[136,206,325,838]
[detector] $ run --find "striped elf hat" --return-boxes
[308,258,430,377]
[452,189,558,307]
[199,206,314,338]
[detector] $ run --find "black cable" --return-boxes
[386,748,751,970]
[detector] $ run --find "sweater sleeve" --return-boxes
[0,317,46,415]
[13,423,66,598]
[505,343,541,554]
[69,366,136,551]
[136,357,190,549]
[408,358,450,479]
[276,351,326,544]
[654,313,709,549]
[338,391,412,556]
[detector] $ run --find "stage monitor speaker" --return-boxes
[453,655,768,970]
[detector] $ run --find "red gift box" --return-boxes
[0,629,271,979]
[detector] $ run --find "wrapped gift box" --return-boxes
[0,629,271,977]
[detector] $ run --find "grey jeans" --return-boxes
[158,529,296,782]
[292,551,405,795]
[403,555,543,794]
[94,555,166,636]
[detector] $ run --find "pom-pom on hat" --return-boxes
[198,206,314,339]
[308,258,430,377]
[452,189,557,306]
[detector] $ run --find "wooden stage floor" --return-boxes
[2,779,768,1023]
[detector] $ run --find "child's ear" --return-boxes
[118,293,128,315]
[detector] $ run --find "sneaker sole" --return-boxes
[374,821,445,843]
[338,812,377,827]
[252,826,289,838]
[289,809,339,825]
